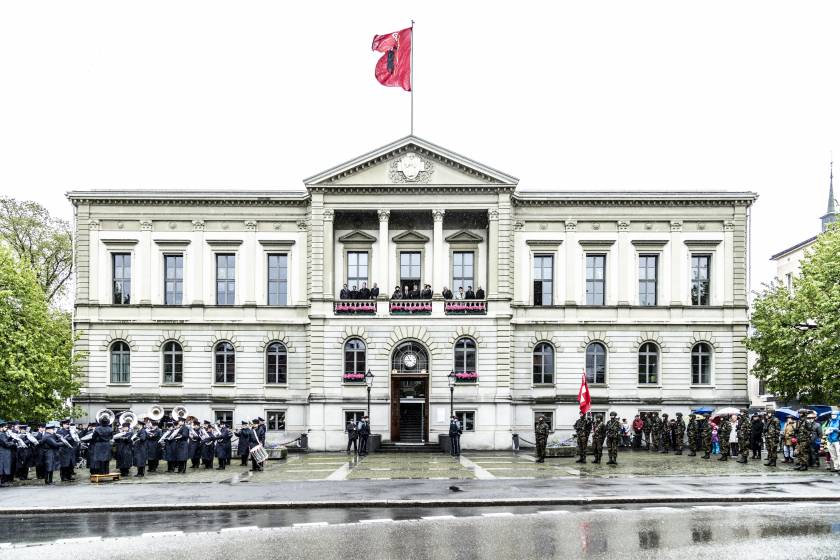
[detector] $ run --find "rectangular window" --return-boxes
[112,253,131,304]
[455,411,475,432]
[214,410,233,429]
[399,251,421,292]
[533,255,553,306]
[267,253,288,305]
[344,410,366,426]
[534,411,554,432]
[452,251,474,293]
[785,273,793,293]
[586,254,606,305]
[216,254,236,305]
[266,410,286,431]
[164,254,184,305]
[690,255,711,306]
[346,251,369,293]
[638,255,658,306]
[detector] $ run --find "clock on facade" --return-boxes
[402,353,418,369]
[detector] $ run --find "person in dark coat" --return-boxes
[449,416,462,457]
[15,424,33,480]
[0,422,16,487]
[349,285,359,299]
[56,419,77,482]
[420,284,432,299]
[200,423,215,469]
[172,419,190,474]
[442,286,453,300]
[162,422,177,472]
[245,421,262,472]
[411,283,421,299]
[114,423,133,477]
[339,284,349,299]
[475,286,485,299]
[346,419,358,455]
[465,286,476,299]
[370,283,380,299]
[750,414,765,459]
[359,282,371,300]
[89,417,114,475]
[255,418,267,447]
[235,421,252,466]
[214,424,232,470]
[358,416,371,457]
[39,423,63,485]
[33,425,46,479]
[391,286,402,299]
[188,420,201,469]
[145,422,162,472]
[132,425,148,477]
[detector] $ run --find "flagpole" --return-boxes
[410,19,414,135]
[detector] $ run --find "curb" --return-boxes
[2,494,839,515]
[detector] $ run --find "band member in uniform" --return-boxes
[89,416,114,475]
[200,422,216,469]
[34,424,46,479]
[215,422,232,470]
[0,422,15,488]
[245,420,262,472]
[56,419,77,482]
[188,420,201,469]
[236,421,252,466]
[255,417,267,447]
[145,421,162,472]
[39,422,63,485]
[114,423,134,477]
[132,422,148,477]
[163,421,176,472]
[172,418,190,474]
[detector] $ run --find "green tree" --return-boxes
[745,224,840,403]
[0,246,81,421]
[0,197,73,305]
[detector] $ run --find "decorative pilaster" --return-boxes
[378,209,390,297]
[724,220,735,306]
[564,219,578,305]
[323,209,335,299]
[191,220,205,305]
[670,220,684,305]
[487,208,499,298]
[617,220,631,305]
[88,219,100,303]
[139,220,153,304]
[243,220,257,305]
[432,209,446,296]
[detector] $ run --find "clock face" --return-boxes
[402,353,418,369]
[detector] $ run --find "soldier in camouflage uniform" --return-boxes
[659,413,670,453]
[686,413,697,456]
[718,416,732,461]
[591,416,606,464]
[736,409,751,464]
[535,416,549,463]
[650,413,662,452]
[674,412,686,455]
[573,412,592,464]
[642,413,652,450]
[701,415,713,459]
[794,409,811,471]
[606,411,621,465]
[764,412,780,467]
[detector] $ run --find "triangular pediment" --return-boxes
[304,135,518,187]
[445,230,484,243]
[338,230,377,244]
[392,230,430,243]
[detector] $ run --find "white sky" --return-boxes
[1,1,838,289]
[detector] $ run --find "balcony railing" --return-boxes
[390,300,432,314]
[334,300,377,314]
[444,300,488,315]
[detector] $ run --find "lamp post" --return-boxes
[364,368,374,417]
[447,370,456,417]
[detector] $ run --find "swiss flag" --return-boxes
[371,27,412,91]
[578,372,591,414]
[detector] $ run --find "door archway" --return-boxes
[390,341,430,443]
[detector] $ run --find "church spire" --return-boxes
[822,158,837,232]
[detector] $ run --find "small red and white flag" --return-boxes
[371,27,412,91]
[578,372,591,414]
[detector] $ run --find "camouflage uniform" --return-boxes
[535,418,549,463]
[642,414,652,450]
[686,414,697,456]
[764,415,780,467]
[736,411,750,463]
[674,413,686,455]
[718,418,732,461]
[591,419,606,463]
[573,414,592,464]
[701,416,713,459]
[659,414,670,453]
[606,413,621,465]
[650,414,662,452]
[794,413,811,470]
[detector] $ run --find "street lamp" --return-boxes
[447,370,456,417]
[364,368,374,416]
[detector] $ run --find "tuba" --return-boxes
[146,405,165,422]
[171,405,188,422]
[118,411,139,429]
[95,409,115,425]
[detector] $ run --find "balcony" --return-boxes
[390,300,432,315]
[444,300,488,315]
[334,300,377,315]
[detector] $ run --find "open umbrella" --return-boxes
[806,405,832,418]
[710,407,740,418]
[774,407,799,420]
[691,407,715,415]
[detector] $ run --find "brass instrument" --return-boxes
[8,432,27,449]
[69,425,80,443]
[95,409,115,425]
[171,406,188,422]
[146,405,165,422]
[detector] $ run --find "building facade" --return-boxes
[69,136,756,449]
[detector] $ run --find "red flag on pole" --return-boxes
[371,27,412,91]
[578,372,591,414]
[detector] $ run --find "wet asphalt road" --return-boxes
[2,503,839,559]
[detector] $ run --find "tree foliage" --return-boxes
[745,224,840,403]
[0,197,73,305]
[0,246,81,421]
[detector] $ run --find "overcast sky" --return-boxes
[1,1,838,289]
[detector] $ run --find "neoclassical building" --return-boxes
[69,136,756,450]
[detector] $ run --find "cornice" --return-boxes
[308,185,516,195]
[67,190,310,207]
[512,191,758,207]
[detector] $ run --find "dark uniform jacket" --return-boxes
[370,287,379,299]
[339,288,349,299]
[256,424,267,446]
[442,288,453,299]
[215,427,232,461]
[145,427,162,461]
[90,426,114,463]
[359,287,371,299]
[475,288,485,299]
[464,289,475,300]
[56,428,77,468]
[132,429,148,467]
[172,425,190,461]
[0,432,15,475]
[236,428,254,457]
[114,433,133,469]
[201,432,216,461]
[39,433,62,471]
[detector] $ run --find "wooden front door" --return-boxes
[390,377,429,442]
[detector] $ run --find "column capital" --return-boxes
[297,219,308,231]
[88,219,101,231]
[564,219,577,232]
[378,209,391,222]
[488,208,499,221]
[192,220,206,232]
[244,220,258,232]
[617,220,630,232]
[670,220,683,232]
[432,209,445,222]
[723,220,735,231]
[140,220,153,231]
[323,208,335,222]
[513,220,524,231]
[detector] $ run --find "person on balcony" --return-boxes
[359,282,371,299]
[442,286,453,299]
[391,285,402,299]
[475,286,485,299]
[421,284,432,299]
[402,285,410,299]
[349,285,359,299]
[339,284,349,300]
[465,286,476,300]
[370,283,379,299]
[411,283,421,299]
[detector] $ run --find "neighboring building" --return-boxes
[751,161,838,406]
[68,136,757,450]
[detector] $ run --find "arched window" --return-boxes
[391,341,428,374]
[266,342,288,384]
[691,343,712,385]
[214,342,235,384]
[453,337,477,381]
[532,342,554,385]
[110,341,131,384]
[162,341,183,384]
[638,342,658,385]
[344,338,366,381]
[585,342,606,384]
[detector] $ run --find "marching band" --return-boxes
[0,408,269,487]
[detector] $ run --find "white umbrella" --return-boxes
[711,407,741,418]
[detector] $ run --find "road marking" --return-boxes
[474,460,514,464]
[141,531,184,538]
[692,505,727,510]
[595,508,621,512]
[565,468,581,475]
[429,477,449,480]
[459,455,496,479]
[293,522,328,528]
[326,463,351,481]
[286,468,335,472]
[538,510,569,515]
[519,455,537,462]
[54,536,103,544]
[482,512,514,517]
[643,507,675,511]
[360,518,394,524]
[421,515,456,520]
[368,467,392,471]
[220,526,259,532]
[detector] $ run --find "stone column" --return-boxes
[564,220,578,305]
[512,220,524,304]
[323,209,335,299]
[378,209,390,297]
[488,208,499,298]
[139,220,153,304]
[88,219,100,303]
[617,220,631,305]
[191,220,205,305]
[243,220,257,305]
[296,219,308,306]
[724,220,735,306]
[669,220,684,305]
[432,209,445,296]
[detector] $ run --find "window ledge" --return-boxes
[160,383,184,388]
[532,384,555,388]
[637,385,661,389]
[107,383,131,387]
[212,384,237,388]
[264,384,289,388]
[690,384,716,389]
[588,384,608,388]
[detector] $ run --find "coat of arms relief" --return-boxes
[389,152,434,184]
